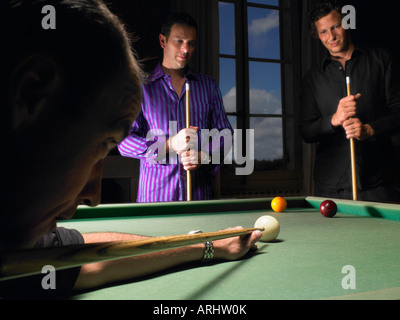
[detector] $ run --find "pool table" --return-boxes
[59,196,400,300]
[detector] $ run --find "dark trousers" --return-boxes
[314,182,400,204]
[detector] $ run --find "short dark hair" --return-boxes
[161,12,198,39]
[308,0,343,38]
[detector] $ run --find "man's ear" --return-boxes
[10,55,60,131]
[159,33,167,49]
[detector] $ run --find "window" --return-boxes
[218,0,302,196]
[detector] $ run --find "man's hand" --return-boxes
[180,149,201,171]
[169,126,198,154]
[331,93,361,127]
[180,150,211,171]
[343,119,375,141]
[213,227,262,261]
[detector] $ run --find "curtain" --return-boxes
[300,0,326,195]
[171,0,219,80]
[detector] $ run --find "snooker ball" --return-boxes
[254,215,280,242]
[271,196,287,212]
[319,200,337,218]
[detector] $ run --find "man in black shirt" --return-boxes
[300,1,400,202]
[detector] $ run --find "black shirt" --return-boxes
[300,46,400,190]
[0,227,84,299]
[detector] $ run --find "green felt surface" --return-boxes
[59,197,400,300]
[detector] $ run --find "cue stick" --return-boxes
[346,76,358,201]
[0,227,263,281]
[185,81,192,201]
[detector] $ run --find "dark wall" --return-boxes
[345,0,398,55]
[107,0,173,72]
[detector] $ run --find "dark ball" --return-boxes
[319,200,337,218]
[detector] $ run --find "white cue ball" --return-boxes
[254,215,280,242]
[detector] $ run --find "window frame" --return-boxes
[218,0,303,197]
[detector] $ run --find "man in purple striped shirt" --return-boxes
[119,13,233,202]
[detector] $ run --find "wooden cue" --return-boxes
[0,227,263,281]
[185,82,192,201]
[346,76,358,201]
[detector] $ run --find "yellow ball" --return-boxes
[271,196,287,212]
[254,215,280,242]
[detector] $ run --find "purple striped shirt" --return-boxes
[118,63,233,202]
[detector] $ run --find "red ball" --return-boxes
[319,200,337,217]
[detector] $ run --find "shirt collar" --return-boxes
[321,45,365,72]
[150,62,198,82]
